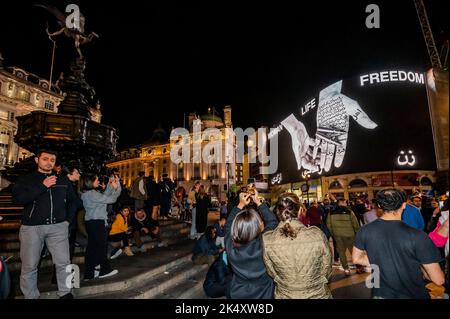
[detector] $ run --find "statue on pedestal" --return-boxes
[35,3,99,60]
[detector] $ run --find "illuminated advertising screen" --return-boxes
[269,70,436,184]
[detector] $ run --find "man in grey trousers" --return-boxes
[12,150,78,299]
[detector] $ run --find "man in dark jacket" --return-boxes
[320,195,339,264]
[12,150,78,299]
[326,199,360,276]
[145,175,161,220]
[159,174,175,219]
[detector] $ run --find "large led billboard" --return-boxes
[269,69,436,184]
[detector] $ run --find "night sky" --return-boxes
[0,0,448,152]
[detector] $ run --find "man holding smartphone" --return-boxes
[12,150,78,299]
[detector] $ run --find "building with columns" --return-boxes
[107,106,237,201]
[0,52,63,187]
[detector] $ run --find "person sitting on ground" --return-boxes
[225,189,278,299]
[109,206,134,258]
[192,226,223,266]
[263,193,333,299]
[130,207,164,251]
[203,251,232,299]
[352,188,444,299]
[214,216,226,248]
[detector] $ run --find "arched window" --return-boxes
[420,177,433,186]
[349,179,368,188]
[329,180,343,189]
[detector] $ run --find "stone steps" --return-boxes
[15,240,199,299]
[2,219,191,272]
[88,259,208,299]
[154,266,209,299]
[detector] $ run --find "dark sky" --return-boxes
[0,0,448,150]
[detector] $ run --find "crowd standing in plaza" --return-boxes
[9,149,449,299]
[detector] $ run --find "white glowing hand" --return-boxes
[313,81,377,172]
[281,114,321,172]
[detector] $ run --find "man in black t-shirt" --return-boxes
[352,188,444,299]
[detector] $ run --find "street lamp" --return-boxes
[301,172,311,206]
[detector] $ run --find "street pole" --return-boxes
[226,162,230,199]
[306,176,310,205]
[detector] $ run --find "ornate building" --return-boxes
[0,52,63,187]
[272,170,436,204]
[107,106,237,201]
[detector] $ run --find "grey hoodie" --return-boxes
[81,183,121,224]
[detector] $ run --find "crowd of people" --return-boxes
[8,149,449,299]
[197,186,449,299]
[11,150,180,299]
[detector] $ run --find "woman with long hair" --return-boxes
[225,189,278,299]
[262,193,332,299]
[81,173,121,280]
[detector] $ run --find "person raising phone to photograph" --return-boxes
[225,187,278,299]
[81,173,121,281]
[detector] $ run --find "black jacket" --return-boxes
[203,252,232,298]
[12,171,78,226]
[225,203,278,299]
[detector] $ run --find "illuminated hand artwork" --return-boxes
[280,114,321,172]
[313,80,378,172]
[280,80,378,174]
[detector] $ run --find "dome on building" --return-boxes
[144,126,168,145]
[200,108,224,128]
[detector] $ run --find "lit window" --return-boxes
[18,90,30,102]
[44,100,55,111]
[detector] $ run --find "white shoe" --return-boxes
[98,269,119,279]
[157,242,165,248]
[110,248,123,260]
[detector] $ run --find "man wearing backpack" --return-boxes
[326,198,360,276]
